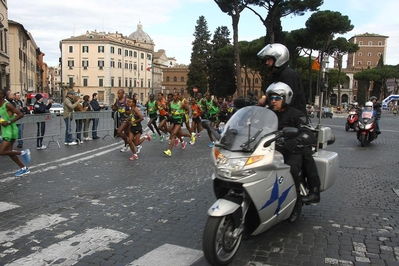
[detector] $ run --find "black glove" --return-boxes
[284,139,298,151]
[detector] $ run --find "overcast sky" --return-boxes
[8,0,399,67]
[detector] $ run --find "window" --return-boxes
[147,53,152,60]
[174,76,177,82]
[82,46,89,53]
[82,60,89,69]
[68,76,74,87]
[98,60,104,69]
[255,78,259,84]
[129,63,132,70]
[134,51,137,57]
[367,61,371,66]
[111,77,114,87]
[69,46,73,53]
[129,78,132,88]
[148,79,151,87]
[140,79,144,87]
[118,77,122,87]
[181,77,184,82]
[134,79,137,87]
[118,48,122,55]
[125,50,128,56]
[378,41,382,46]
[141,53,144,59]
[166,76,170,82]
[358,52,362,56]
[118,61,122,68]
[368,41,372,45]
[359,41,363,45]
[68,60,74,68]
[110,46,115,54]
[110,60,115,68]
[133,63,137,70]
[377,52,382,57]
[358,61,362,65]
[99,77,104,87]
[125,62,128,69]
[125,78,128,87]
[83,77,88,87]
[129,51,132,57]
[140,64,144,71]
[368,52,372,56]
[98,46,104,53]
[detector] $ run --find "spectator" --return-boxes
[63,90,80,145]
[82,95,92,141]
[33,94,52,150]
[89,93,101,139]
[73,95,84,143]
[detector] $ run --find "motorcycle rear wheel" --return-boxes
[360,134,367,147]
[203,215,242,266]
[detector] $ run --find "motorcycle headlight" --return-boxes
[358,123,364,129]
[215,151,260,179]
[365,123,373,130]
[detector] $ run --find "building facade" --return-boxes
[0,0,9,91]
[60,23,156,104]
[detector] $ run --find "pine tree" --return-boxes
[208,26,236,97]
[187,16,211,95]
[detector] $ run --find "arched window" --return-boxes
[368,52,372,56]
[173,76,177,82]
[166,76,170,82]
[181,77,184,82]
[358,52,362,56]
[255,78,259,84]
[367,61,371,66]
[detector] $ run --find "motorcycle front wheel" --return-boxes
[203,215,242,266]
[345,122,349,131]
[360,134,367,147]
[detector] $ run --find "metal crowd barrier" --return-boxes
[67,111,116,144]
[16,113,62,148]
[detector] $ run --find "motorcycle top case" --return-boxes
[313,149,339,192]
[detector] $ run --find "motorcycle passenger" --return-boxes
[258,43,321,205]
[266,82,316,222]
[369,96,382,134]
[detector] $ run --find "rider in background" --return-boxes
[266,82,315,223]
[369,96,382,134]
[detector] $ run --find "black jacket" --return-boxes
[90,99,101,111]
[33,101,51,114]
[270,65,307,116]
[271,106,315,154]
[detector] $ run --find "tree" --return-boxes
[208,26,236,97]
[214,0,254,97]
[187,16,211,95]
[246,0,323,44]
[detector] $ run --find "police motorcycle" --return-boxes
[356,101,377,147]
[201,106,338,266]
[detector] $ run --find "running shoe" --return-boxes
[14,167,30,177]
[174,138,180,147]
[196,133,201,138]
[181,141,187,150]
[165,134,170,140]
[120,145,129,152]
[190,132,196,145]
[68,141,78,146]
[21,149,31,164]
[129,154,139,160]
[163,149,172,157]
[145,134,152,141]
[152,133,157,140]
[136,145,142,154]
[159,135,164,142]
[37,145,47,150]
[208,141,215,148]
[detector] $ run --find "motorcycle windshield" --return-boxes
[219,106,278,151]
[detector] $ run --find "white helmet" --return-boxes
[365,101,373,107]
[265,82,293,105]
[353,102,358,106]
[257,43,290,67]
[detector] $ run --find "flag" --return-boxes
[312,56,320,71]
[146,63,152,71]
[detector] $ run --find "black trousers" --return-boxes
[36,122,45,147]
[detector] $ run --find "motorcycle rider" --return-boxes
[369,96,381,134]
[258,43,321,204]
[266,82,316,222]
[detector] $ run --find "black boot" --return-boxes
[289,198,302,223]
[302,187,320,204]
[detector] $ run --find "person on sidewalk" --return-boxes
[63,90,80,145]
[0,89,31,177]
[89,93,102,139]
[33,94,52,150]
[82,95,92,141]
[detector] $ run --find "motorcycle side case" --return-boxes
[313,150,339,192]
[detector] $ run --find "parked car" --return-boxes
[49,103,64,116]
[316,107,333,118]
[98,101,108,110]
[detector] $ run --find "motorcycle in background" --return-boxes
[356,108,376,147]
[201,106,338,266]
[345,108,359,131]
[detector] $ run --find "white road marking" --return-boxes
[128,243,203,266]
[0,202,20,213]
[5,227,128,266]
[0,214,67,244]
[0,141,123,182]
